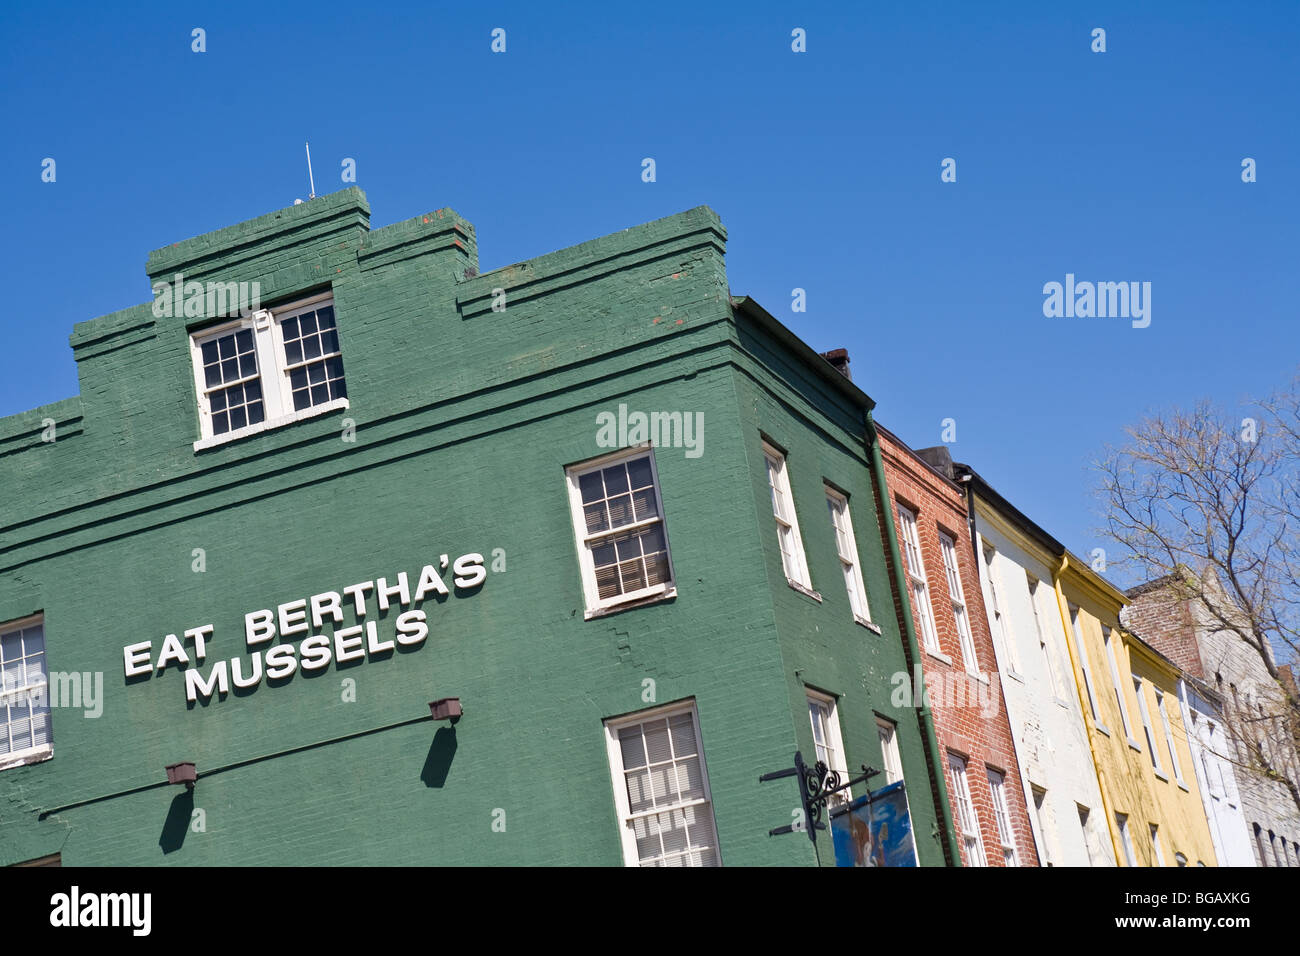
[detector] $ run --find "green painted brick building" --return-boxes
[0,188,951,866]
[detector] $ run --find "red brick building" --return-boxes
[876,426,1039,866]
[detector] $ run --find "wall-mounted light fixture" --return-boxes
[165,762,197,789]
[429,698,462,722]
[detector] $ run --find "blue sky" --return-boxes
[3,1,1297,571]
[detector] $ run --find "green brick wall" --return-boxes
[0,188,943,866]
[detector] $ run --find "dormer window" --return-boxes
[189,292,347,449]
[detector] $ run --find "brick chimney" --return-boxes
[821,348,851,381]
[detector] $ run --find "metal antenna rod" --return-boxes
[305,141,316,199]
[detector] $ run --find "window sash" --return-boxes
[1070,607,1102,723]
[1149,824,1166,866]
[807,691,851,804]
[983,547,1020,673]
[764,446,810,587]
[876,719,903,785]
[1155,691,1185,783]
[940,534,979,671]
[567,449,675,614]
[1133,676,1163,772]
[898,506,940,651]
[948,754,986,866]
[1116,813,1136,866]
[826,490,871,622]
[604,702,720,867]
[1103,628,1134,739]
[0,618,52,761]
[190,292,343,442]
[988,770,1018,865]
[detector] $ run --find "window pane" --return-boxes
[578,471,605,504]
[603,464,629,496]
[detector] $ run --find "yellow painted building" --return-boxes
[1053,552,1218,867]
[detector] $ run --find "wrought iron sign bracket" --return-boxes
[759,750,880,845]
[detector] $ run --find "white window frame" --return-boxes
[603,699,721,867]
[0,614,53,770]
[876,717,903,786]
[1028,575,1069,703]
[898,504,941,655]
[763,443,813,592]
[1116,812,1137,867]
[1149,823,1166,866]
[566,446,676,619]
[983,545,1021,675]
[1070,605,1105,731]
[987,768,1018,866]
[1155,689,1186,786]
[1078,804,1098,866]
[807,689,851,806]
[947,752,986,867]
[1103,627,1137,746]
[825,487,873,626]
[189,291,348,450]
[939,532,979,674]
[1030,785,1056,866]
[1133,675,1164,777]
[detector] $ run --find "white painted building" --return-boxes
[1179,678,1257,866]
[947,462,1116,866]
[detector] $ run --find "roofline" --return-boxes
[874,422,965,496]
[729,296,876,413]
[952,462,1065,556]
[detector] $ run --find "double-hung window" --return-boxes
[897,504,939,653]
[1149,823,1166,866]
[1070,605,1103,727]
[876,718,903,785]
[566,448,674,616]
[1133,675,1164,775]
[604,701,720,867]
[1103,627,1136,744]
[947,753,986,866]
[1116,812,1137,866]
[190,292,347,447]
[939,532,978,673]
[825,488,871,624]
[983,545,1020,674]
[1031,786,1056,866]
[987,769,1018,866]
[1028,576,1069,701]
[1,616,52,766]
[763,444,812,590]
[807,690,850,805]
[1155,689,1185,785]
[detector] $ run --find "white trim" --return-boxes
[987,767,1019,866]
[0,745,52,772]
[1154,687,1186,786]
[1116,811,1137,866]
[603,699,720,867]
[825,487,872,624]
[762,443,812,589]
[1069,604,1103,726]
[1149,822,1167,866]
[806,687,851,805]
[189,292,343,447]
[897,503,940,653]
[1102,626,1136,743]
[938,531,979,674]
[1133,674,1164,775]
[875,717,903,785]
[566,447,676,617]
[193,398,349,451]
[947,752,987,866]
[982,544,1021,676]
